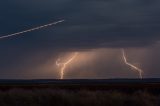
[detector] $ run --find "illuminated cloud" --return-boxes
[0,0,160,78]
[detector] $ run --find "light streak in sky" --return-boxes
[56,52,78,79]
[0,20,64,39]
[122,49,143,79]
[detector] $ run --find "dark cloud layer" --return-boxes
[1,0,160,49]
[0,0,160,78]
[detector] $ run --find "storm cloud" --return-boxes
[1,0,160,49]
[0,0,160,78]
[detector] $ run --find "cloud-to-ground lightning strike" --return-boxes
[0,20,64,39]
[56,52,78,79]
[122,49,143,79]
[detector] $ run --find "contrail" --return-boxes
[0,20,64,39]
[122,49,143,79]
[56,52,78,79]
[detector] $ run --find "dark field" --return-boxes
[0,79,160,106]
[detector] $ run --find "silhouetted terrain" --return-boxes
[0,79,160,106]
[1,78,160,84]
[0,89,159,106]
[0,79,160,92]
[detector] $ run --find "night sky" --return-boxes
[0,0,160,79]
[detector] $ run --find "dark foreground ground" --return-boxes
[0,79,160,106]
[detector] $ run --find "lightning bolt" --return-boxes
[56,52,78,79]
[122,49,143,79]
[0,20,64,39]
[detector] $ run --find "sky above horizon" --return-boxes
[0,0,160,79]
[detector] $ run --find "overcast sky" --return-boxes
[0,0,160,79]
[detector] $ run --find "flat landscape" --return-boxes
[0,79,160,92]
[0,79,159,106]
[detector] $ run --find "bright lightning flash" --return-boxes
[122,49,143,79]
[56,52,78,79]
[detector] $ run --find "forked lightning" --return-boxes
[56,52,78,79]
